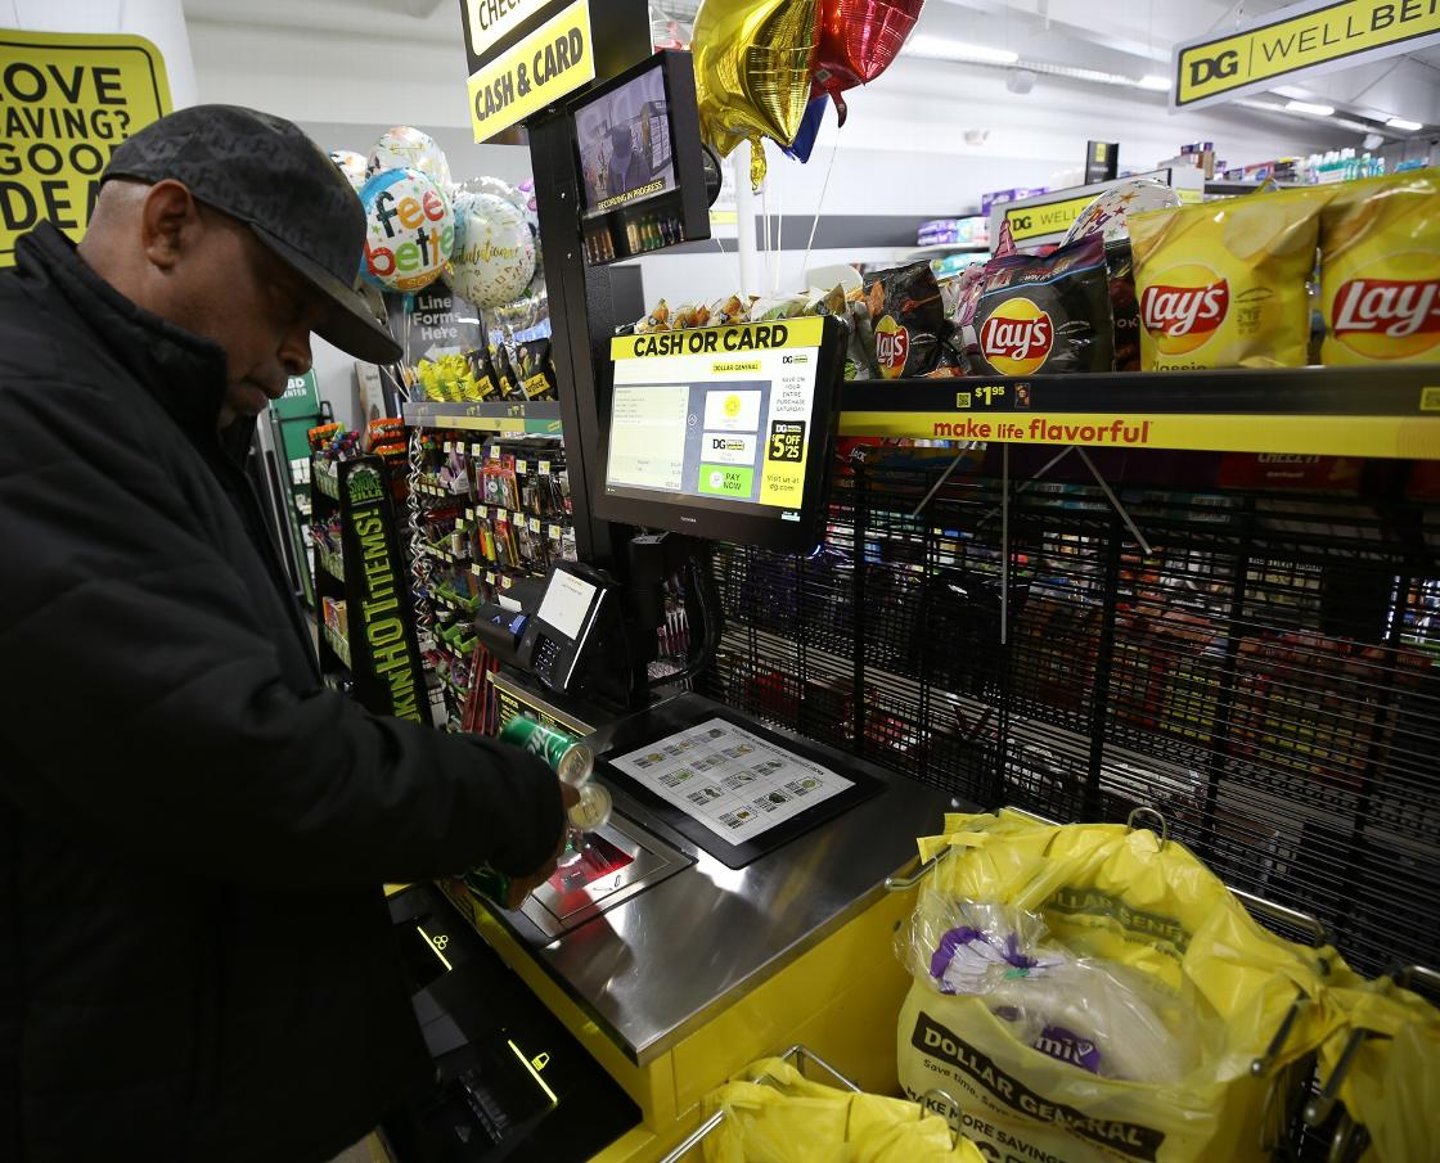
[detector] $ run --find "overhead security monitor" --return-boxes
[569,49,711,265]
[596,316,845,553]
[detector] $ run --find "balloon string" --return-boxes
[801,134,841,286]
[773,169,783,296]
[761,167,771,283]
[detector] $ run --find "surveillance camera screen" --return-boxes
[575,63,676,217]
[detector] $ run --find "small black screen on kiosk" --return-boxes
[569,50,710,266]
[576,63,675,217]
[597,316,842,552]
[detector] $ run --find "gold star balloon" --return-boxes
[693,0,820,188]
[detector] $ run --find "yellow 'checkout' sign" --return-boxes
[462,0,551,61]
[1173,0,1440,110]
[0,31,171,265]
[466,0,594,142]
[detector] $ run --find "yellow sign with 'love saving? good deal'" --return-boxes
[0,30,171,265]
[466,0,594,142]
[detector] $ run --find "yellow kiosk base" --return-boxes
[437,878,921,1162]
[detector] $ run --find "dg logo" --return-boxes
[1187,49,1241,86]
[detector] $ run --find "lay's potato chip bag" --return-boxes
[1319,169,1440,365]
[1130,190,1325,370]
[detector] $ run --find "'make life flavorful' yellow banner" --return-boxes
[0,31,171,265]
[1173,0,1440,110]
[467,0,594,142]
[839,410,1440,460]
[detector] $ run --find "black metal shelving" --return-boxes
[705,430,1440,980]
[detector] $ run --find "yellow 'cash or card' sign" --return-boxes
[1174,0,1440,110]
[0,31,171,264]
[467,0,594,142]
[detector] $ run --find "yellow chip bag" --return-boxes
[1319,169,1440,365]
[1130,189,1325,370]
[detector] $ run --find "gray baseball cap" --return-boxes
[104,104,402,365]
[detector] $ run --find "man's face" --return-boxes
[182,204,328,429]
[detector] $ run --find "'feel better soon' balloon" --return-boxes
[360,168,455,292]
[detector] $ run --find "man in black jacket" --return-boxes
[0,105,573,1162]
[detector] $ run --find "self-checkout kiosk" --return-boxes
[383,11,958,1160]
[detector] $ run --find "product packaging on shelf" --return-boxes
[1318,169,1440,366]
[1105,238,1142,372]
[970,233,1116,376]
[860,261,958,378]
[1129,188,1326,370]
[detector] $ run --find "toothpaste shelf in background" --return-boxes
[916,215,990,249]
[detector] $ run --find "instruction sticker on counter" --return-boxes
[610,718,852,843]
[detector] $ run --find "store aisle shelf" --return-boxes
[431,588,478,614]
[905,242,990,260]
[404,400,563,433]
[839,365,1440,460]
[316,546,345,583]
[322,623,351,670]
[313,460,340,500]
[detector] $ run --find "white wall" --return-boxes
[12,0,198,108]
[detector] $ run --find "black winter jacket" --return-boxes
[0,223,563,1162]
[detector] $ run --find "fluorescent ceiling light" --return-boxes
[1285,99,1335,116]
[904,34,1018,65]
[1057,65,1135,85]
[1386,116,1423,130]
[1136,75,1172,91]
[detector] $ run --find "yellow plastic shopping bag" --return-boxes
[1312,973,1440,1163]
[700,1056,986,1163]
[897,811,1344,1163]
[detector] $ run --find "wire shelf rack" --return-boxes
[706,447,1440,980]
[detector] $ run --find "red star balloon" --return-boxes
[812,0,926,125]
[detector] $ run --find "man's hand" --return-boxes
[503,781,580,909]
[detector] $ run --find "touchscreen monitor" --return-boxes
[596,316,844,551]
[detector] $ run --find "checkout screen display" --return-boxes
[606,320,822,520]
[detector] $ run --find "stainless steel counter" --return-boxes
[488,693,963,1066]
